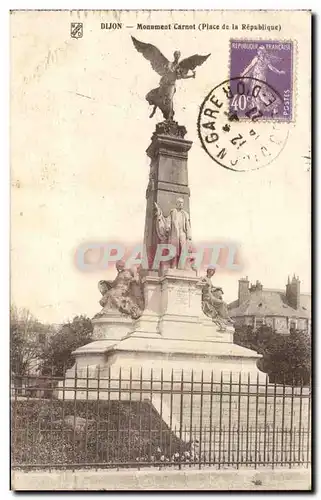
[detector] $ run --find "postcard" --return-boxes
[10,10,311,491]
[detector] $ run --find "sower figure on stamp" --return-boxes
[154,197,192,269]
[240,45,285,115]
[201,267,234,331]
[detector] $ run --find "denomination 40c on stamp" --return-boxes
[197,76,290,172]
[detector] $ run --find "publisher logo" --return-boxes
[71,22,83,39]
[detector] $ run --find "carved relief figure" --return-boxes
[154,197,192,268]
[97,260,144,320]
[201,267,234,331]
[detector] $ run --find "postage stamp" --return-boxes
[229,39,294,121]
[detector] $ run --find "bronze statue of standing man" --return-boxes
[154,197,192,268]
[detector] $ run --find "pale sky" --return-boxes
[10,10,311,324]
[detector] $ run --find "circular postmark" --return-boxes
[197,77,290,172]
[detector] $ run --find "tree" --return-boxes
[39,315,93,376]
[10,305,50,376]
[284,328,311,384]
[234,323,311,386]
[233,324,258,351]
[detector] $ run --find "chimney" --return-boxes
[238,276,250,305]
[249,280,263,292]
[286,274,300,309]
[255,280,263,291]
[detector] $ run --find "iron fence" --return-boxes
[11,367,311,471]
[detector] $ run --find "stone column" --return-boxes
[143,121,193,271]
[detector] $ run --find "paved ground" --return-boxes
[11,466,311,491]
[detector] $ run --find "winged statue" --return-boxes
[132,36,210,120]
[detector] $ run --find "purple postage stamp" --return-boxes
[229,39,294,121]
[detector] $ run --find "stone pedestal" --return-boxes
[157,269,202,340]
[144,123,192,270]
[92,313,133,341]
[127,274,161,337]
[68,268,261,382]
[100,268,260,377]
[201,317,234,343]
[67,312,134,370]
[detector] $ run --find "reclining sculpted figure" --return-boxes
[97,260,144,320]
[200,267,234,331]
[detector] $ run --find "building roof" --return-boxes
[228,289,311,319]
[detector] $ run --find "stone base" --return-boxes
[102,336,261,375]
[65,328,262,383]
[58,334,264,448]
[64,268,262,392]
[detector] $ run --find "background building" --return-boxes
[228,275,311,334]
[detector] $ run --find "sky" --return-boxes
[10,10,311,324]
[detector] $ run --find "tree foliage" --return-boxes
[39,315,93,376]
[234,324,311,385]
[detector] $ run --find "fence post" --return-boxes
[245,372,250,466]
[209,370,214,466]
[72,363,78,472]
[281,375,286,465]
[169,369,174,465]
[159,368,164,461]
[272,380,277,469]
[199,370,204,470]
[138,367,143,471]
[298,381,303,464]
[228,371,232,465]
[263,374,268,466]
[179,369,184,470]
[117,367,122,469]
[85,365,89,465]
[149,368,153,463]
[236,372,241,469]
[306,384,311,467]
[128,367,132,463]
[95,365,101,467]
[255,373,259,469]
[189,370,194,466]
[218,371,223,469]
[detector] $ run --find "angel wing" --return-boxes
[98,280,113,296]
[131,36,169,77]
[178,53,211,75]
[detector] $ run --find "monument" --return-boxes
[63,37,261,386]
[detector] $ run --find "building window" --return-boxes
[255,317,264,330]
[289,319,297,331]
